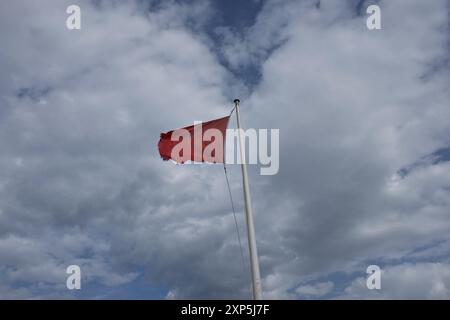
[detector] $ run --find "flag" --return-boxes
[158,116,230,164]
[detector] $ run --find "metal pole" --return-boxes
[234,99,262,300]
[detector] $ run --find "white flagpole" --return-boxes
[234,98,262,300]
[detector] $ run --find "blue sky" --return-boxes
[0,0,450,299]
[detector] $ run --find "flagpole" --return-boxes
[234,99,262,300]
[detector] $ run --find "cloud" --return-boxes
[0,0,241,299]
[0,0,449,299]
[341,262,450,299]
[296,281,334,297]
[245,0,450,298]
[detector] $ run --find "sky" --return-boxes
[0,0,449,299]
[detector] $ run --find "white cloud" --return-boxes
[244,0,450,298]
[0,0,240,299]
[0,0,449,299]
[296,281,334,297]
[341,262,450,299]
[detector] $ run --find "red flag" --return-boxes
[158,116,230,164]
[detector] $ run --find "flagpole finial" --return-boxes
[234,99,240,105]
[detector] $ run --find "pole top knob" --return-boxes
[234,99,240,105]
